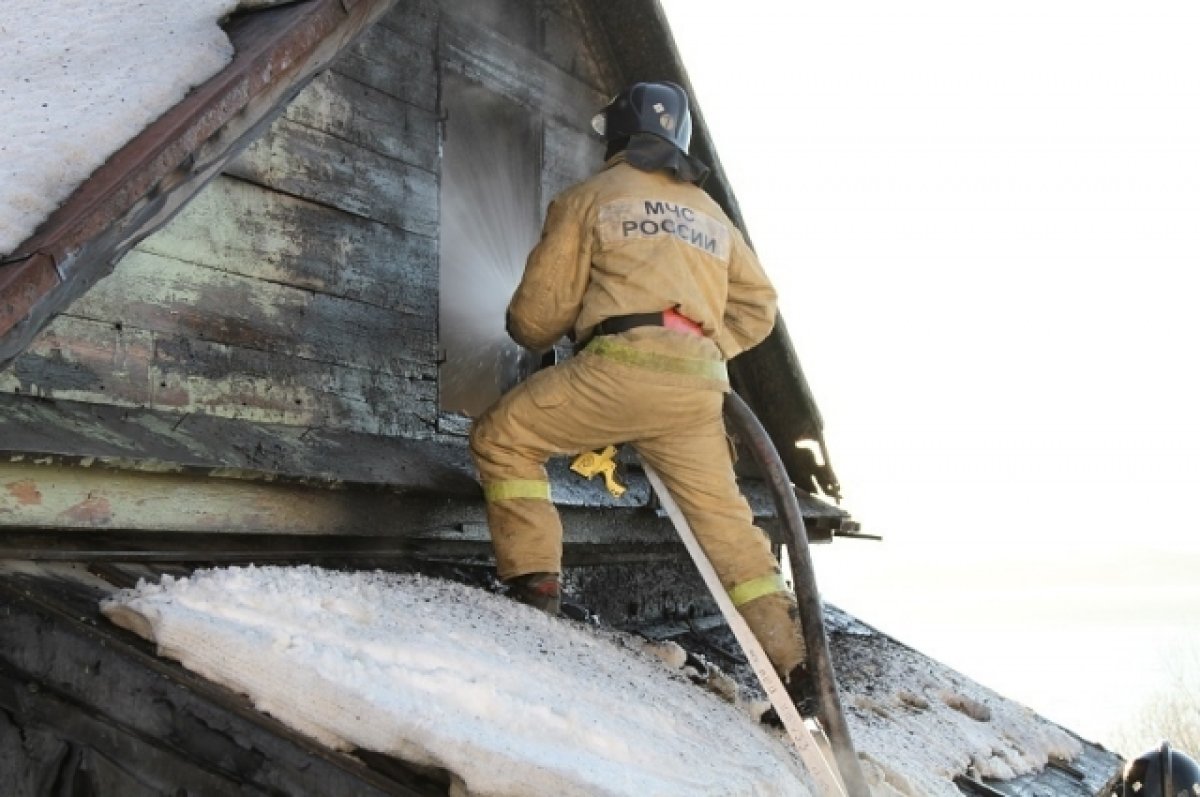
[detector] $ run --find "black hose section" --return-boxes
[723,391,870,797]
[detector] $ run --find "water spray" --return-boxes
[439,79,542,416]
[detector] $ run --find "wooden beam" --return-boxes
[0,394,474,493]
[0,459,459,535]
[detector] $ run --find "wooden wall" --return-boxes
[0,0,615,486]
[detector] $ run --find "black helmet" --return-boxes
[591,81,693,153]
[1117,741,1200,797]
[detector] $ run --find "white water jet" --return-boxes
[439,79,543,417]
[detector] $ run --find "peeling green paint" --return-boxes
[0,461,357,534]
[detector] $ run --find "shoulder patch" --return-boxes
[597,198,732,260]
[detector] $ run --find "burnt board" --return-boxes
[0,565,450,796]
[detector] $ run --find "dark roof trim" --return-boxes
[0,0,397,369]
[586,0,841,497]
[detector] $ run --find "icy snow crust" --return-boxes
[823,609,1085,796]
[0,0,239,257]
[102,566,815,797]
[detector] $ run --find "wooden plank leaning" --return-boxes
[642,463,848,797]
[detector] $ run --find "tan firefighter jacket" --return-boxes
[506,154,778,366]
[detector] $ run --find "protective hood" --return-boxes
[610,133,710,186]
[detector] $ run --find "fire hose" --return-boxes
[643,461,847,795]
[721,390,870,797]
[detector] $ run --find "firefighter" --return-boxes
[1114,741,1200,797]
[469,81,814,710]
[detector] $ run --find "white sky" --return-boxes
[661,0,1200,749]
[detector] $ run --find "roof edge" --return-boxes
[0,0,398,369]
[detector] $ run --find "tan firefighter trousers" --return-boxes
[469,334,807,676]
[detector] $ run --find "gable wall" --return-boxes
[0,0,614,479]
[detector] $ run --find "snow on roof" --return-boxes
[102,565,1091,797]
[822,607,1085,795]
[0,0,239,258]
[102,565,817,796]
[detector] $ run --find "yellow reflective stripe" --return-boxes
[728,573,789,607]
[483,479,551,502]
[584,336,728,381]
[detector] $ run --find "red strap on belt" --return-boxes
[591,309,704,339]
[663,308,703,336]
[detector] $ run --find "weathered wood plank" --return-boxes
[0,316,153,404]
[136,176,436,315]
[0,532,690,572]
[0,460,458,535]
[441,0,537,49]
[374,0,438,45]
[442,12,608,125]
[0,574,438,797]
[542,118,604,210]
[0,458,687,548]
[67,250,436,377]
[0,394,469,488]
[0,316,436,437]
[332,19,438,112]
[0,387,839,531]
[149,332,436,436]
[226,116,439,238]
[284,69,439,172]
[537,0,620,93]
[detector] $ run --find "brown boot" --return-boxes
[784,664,819,718]
[504,572,561,615]
[762,664,819,726]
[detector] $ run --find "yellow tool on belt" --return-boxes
[569,445,626,498]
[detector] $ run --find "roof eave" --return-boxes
[0,0,398,369]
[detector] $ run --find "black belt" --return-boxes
[593,312,668,337]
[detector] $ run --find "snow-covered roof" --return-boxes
[103,565,1119,797]
[0,0,394,367]
[0,0,238,258]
